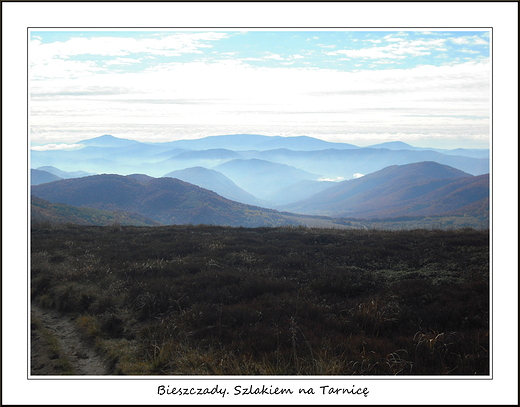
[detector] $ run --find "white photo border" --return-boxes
[2,1,518,405]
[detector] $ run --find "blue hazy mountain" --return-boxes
[37,166,93,179]
[240,148,489,179]
[31,134,489,189]
[31,169,62,185]
[366,141,490,158]
[137,149,245,177]
[366,141,419,150]
[265,179,338,206]
[213,158,321,200]
[80,134,141,148]
[163,166,266,207]
[153,134,358,151]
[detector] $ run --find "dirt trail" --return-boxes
[31,304,112,375]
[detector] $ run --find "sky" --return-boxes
[29,29,491,150]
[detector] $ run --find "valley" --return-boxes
[29,133,491,376]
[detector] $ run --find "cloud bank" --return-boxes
[29,30,491,149]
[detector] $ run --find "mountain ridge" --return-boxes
[281,162,488,219]
[31,174,298,227]
[31,134,489,180]
[31,162,489,227]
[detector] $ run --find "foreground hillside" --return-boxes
[31,196,160,226]
[31,223,489,375]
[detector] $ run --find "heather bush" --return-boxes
[31,224,489,375]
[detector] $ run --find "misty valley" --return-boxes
[31,133,489,229]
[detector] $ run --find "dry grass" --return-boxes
[31,224,489,375]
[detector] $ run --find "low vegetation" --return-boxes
[31,223,489,375]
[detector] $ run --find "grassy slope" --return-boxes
[31,224,489,375]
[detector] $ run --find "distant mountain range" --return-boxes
[31,134,489,181]
[237,147,489,180]
[366,141,489,158]
[29,134,490,226]
[39,166,92,178]
[31,161,489,227]
[150,133,360,151]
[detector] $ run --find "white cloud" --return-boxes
[319,176,345,182]
[105,57,142,66]
[29,32,230,79]
[353,173,364,178]
[30,58,105,79]
[264,53,284,60]
[450,37,469,45]
[385,37,405,42]
[449,35,488,46]
[31,143,84,151]
[327,38,447,60]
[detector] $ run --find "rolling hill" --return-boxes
[282,162,489,219]
[30,174,298,227]
[31,195,160,226]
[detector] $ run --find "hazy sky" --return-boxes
[29,29,491,149]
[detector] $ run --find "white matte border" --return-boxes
[2,2,518,405]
